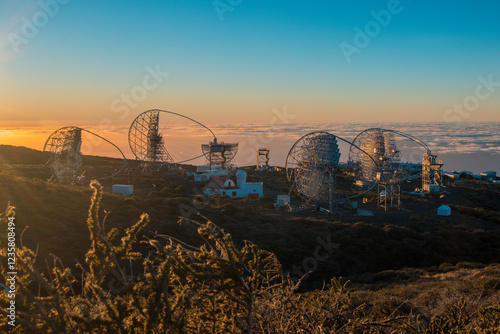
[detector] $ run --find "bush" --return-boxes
[1,181,499,333]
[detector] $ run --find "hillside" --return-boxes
[1,144,499,332]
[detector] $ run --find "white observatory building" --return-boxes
[216,170,264,198]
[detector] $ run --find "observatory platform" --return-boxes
[202,138,239,170]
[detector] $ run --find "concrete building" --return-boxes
[203,176,236,195]
[219,170,264,198]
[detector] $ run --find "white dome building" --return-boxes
[219,169,264,198]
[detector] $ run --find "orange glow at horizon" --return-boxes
[0,128,53,151]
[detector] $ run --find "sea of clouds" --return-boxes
[2,122,498,173]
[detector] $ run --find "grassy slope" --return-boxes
[0,145,499,310]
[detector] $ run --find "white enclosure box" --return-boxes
[437,205,451,216]
[277,195,290,207]
[112,184,134,195]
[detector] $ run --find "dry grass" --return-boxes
[0,145,499,332]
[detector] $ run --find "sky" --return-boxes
[1,0,499,129]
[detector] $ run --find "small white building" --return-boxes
[203,176,235,195]
[219,170,263,198]
[276,194,290,207]
[112,184,133,195]
[437,205,451,216]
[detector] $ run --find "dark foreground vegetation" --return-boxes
[0,145,499,332]
[1,181,499,333]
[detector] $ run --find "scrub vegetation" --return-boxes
[0,145,499,332]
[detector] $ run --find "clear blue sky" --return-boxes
[1,0,499,126]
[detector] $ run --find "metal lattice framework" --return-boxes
[257,148,270,170]
[202,138,239,169]
[378,181,401,211]
[349,128,433,181]
[286,131,380,212]
[129,109,219,173]
[349,128,401,183]
[285,132,343,210]
[43,126,127,184]
[44,126,83,184]
[348,127,442,209]
[422,152,444,192]
[129,110,175,166]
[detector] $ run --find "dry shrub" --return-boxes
[0,181,499,333]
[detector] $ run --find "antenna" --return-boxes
[285,132,343,212]
[286,131,379,213]
[422,152,443,192]
[348,128,442,210]
[129,110,174,173]
[256,148,270,170]
[201,140,239,170]
[129,109,219,174]
[43,126,127,184]
[43,126,83,184]
[348,128,401,184]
